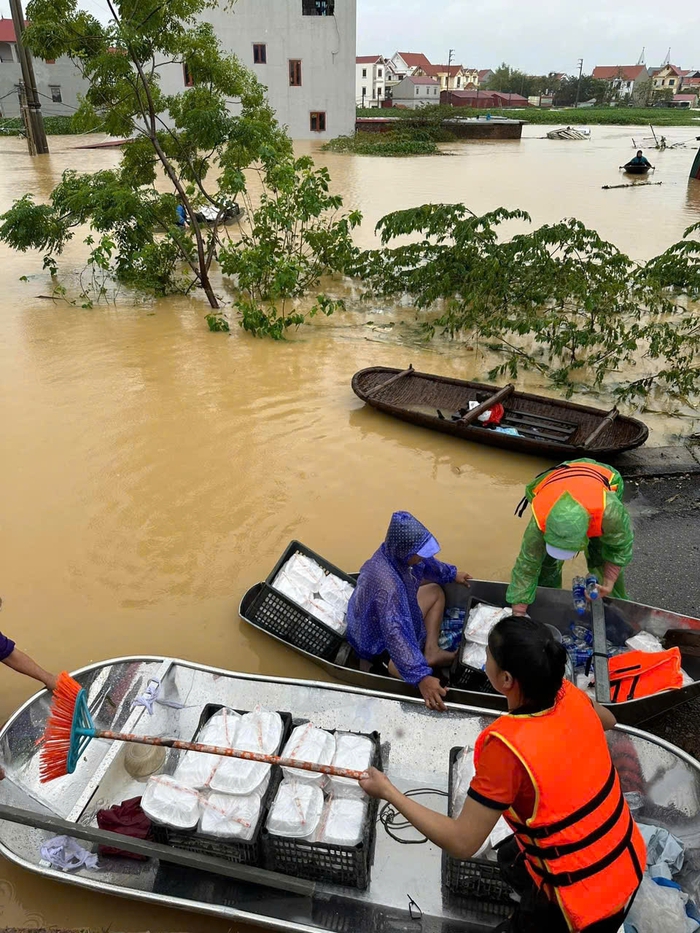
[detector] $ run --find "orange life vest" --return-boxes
[608,648,683,703]
[531,462,619,540]
[474,681,645,931]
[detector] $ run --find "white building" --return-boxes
[158,0,356,141]
[391,75,441,109]
[356,55,385,106]
[0,17,88,118]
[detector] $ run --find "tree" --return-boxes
[0,0,290,310]
[352,204,700,405]
[553,75,609,106]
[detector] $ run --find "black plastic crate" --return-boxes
[262,730,381,889]
[450,595,502,691]
[250,540,356,661]
[442,746,513,903]
[154,704,292,866]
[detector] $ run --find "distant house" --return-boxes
[392,75,441,108]
[0,16,88,118]
[478,69,494,86]
[415,63,480,91]
[651,64,684,93]
[591,65,650,102]
[388,52,433,82]
[442,89,497,108]
[490,91,529,108]
[356,55,385,107]
[680,70,700,89]
[672,93,697,108]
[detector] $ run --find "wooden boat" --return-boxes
[241,578,700,726]
[623,164,651,175]
[3,657,700,932]
[351,366,648,458]
[546,127,591,140]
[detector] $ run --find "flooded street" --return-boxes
[0,124,699,930]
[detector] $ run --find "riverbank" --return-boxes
[356,105,700,127]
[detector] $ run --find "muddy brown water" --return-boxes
[0,125,699,930]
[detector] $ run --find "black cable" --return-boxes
[378,787,447,844]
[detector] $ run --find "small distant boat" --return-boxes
[546,127,591,140]
[351,366,649,458]
[623,163,652,176]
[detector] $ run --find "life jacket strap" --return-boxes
[519,788,625,860]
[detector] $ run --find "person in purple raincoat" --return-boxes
[347,512,472,711]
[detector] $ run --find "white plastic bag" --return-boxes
[328,733,374,800]
[142,776,201,829]
[317,797,367,846]
[272,570,310,606]
[282,553,326,590]
[199,791,262,840]
[174,708,240,789]
[624,874,695,933]
[626,632,665,654]
[281,723,336,784]
[465,605,510,645]
[461,641,487,670]
[210,708,282,796]
[318,575,353,614]
[306,597,347,635]
[451,747,476,816]
[266,780,324,838]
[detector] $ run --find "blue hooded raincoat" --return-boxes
[346,512,456,685]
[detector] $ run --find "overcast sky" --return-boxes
[356,0,699,73]
[2,0,698,76]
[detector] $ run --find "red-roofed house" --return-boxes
[672,93,698,108]
[356,55,386,106]
[680,70,700,89]
[652,64,684,94]
[415,63,480,91]
[591,64,650,102]
[0,16,88,118]
[389,52,433,79]
[478,69,494,86]
[392,74,441,108]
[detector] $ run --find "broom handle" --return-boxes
[95,730,368,780]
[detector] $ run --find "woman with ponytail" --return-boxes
[360,616,645,932]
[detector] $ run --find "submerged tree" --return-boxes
[353,205,700,404]
[0,0,292,313]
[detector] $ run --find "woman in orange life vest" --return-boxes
[506,459,633,618]
[359,616,645,933]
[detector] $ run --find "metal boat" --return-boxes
[241,579,700,726]
[2,657,700,931]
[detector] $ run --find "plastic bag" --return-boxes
[461,641,487,670]
[464,605,510,646]
[624,874,696,933]
[317,797,367,846]
[282,553,326,590]
[174,708,240,789]
[281,723,336,785]
[306,597,347,635]
[451,747,476,816]
[626,632,665,654]
[318,574,353,614]
[210,708,282,796]
[328,733,374,800]
[266,779,324,838]
[199,791,262,840]
[141,776,201,830]
[272,570,310,606]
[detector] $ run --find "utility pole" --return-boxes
[574,58,584,108]
[9,0,49,155]
[447,48,455,107]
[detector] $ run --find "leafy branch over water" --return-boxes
[352,204,700,403]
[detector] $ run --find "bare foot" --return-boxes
[425,646,458,668]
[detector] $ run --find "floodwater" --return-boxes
[0,124,699,931]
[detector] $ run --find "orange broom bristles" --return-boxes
[39,671,83,782]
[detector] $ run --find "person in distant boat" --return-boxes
[346,512,472,712]
[0,598,57,694]
[625,150,653,169]
[360,616,645,933]
[507,459,633,617]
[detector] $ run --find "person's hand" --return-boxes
[510,604,528,617]
[454,571,473,586]
[419,675,448,712]
[587,583,612,600]
[358,766,395,801]
[43,673,58,693]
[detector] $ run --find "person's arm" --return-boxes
[359,767,500,858]
[592,698,617,731]
[420,557,457,586]
[505,516,546,612]
[2,648,57,691]
[597,497,633,596]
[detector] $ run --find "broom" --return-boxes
[40,672,370,783]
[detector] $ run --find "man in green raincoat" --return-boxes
[506,459,633,616]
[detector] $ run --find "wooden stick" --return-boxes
[580,408,618,449]
[456,384,515,425]
[94,730,367,780]
[0,802,315,896]
[367,365,413,398]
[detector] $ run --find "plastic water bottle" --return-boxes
[572,576,587,616]
[570,624,594,647]
[585,574,599,600]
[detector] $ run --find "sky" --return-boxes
[2,0,698,76]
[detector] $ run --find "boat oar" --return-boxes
[40,672,369,784]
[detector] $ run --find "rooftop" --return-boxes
[395,52,432,72]
[592,65,648,81]
[356,55,382,64]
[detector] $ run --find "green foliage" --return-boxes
[0,115,89,135]
[323,133,438,156]
[354,204,700,404]
[219,155,361,338]
[356,105,699,126]
[0,0,292,309]
[206,312,230,332]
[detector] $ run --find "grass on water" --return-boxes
[356,105,700,128]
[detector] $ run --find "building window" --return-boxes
[669,79,675,86]
[302,0,334,14]
[362,68,367,78]
[456,77,461,88]
[378,87,382,97]
[378,69,383,77]
[49,85,62,103]
[253,44,266,64]
[289,59,302,86]
[183,62,193,87]
[415,86,420,95]
[45,58,55,64]
[310,111,326,132]
[361,86,366,97]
